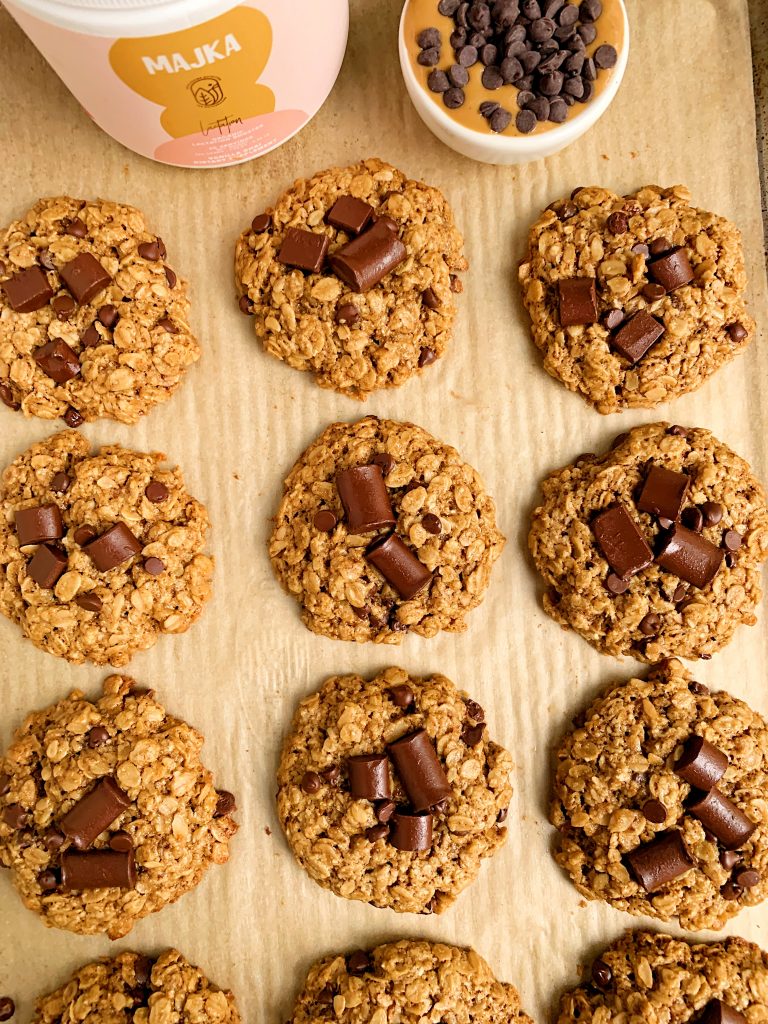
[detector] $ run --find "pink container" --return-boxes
[4,0,349,168]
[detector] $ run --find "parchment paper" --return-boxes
[0,2,766,1021]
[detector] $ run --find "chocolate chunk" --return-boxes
[422,513,442,535]
[462,722,485,746]
[365,823,389,842]
[145,481,169,504]
[605,572,630,595]
[27,544,68,589]
[144,557,165,575]
[676,736,728,790]
[727,323,747,343]
[59,253,112,304]
[347,951,371,975]
[278,227,329,273]
[329,221,407,293]
[723,530,742,551]
[701,501,723,527]
[249,213,272,235]
[52,294,76,320]
[558,277,598,327]
[336,464,396,534]
[85,522,142,572]
[33,338,81,385]
[642,799,667,824]
[109,830,133,852]
[688,787,756,850]
[97,303,119,329]
[389,810,433,851]
[591,959,612,988]
[656,524,724,589]
[50,472,71,494]
[698,1000,746,1024]
[418,346,437,367]
[0,998,14,1022]
[15,504,64,547]
[214,790,237,817]
[2,804,27,830]
[648,246,694,292]
[74,525,97,546]
[87,726,109,748]
[625,831,692,892]
[649,238,671,256]
[387,728,452,811]
[335,302,359,326]
[366,533,432,600]
[61,848,136,890]
[610,310,665,363]
[2,265,53,313]
[300,771,322,794]
[60,776,131,849]
[388,684,414,708]
[592,503,653,579]
[347,754,392,800]
[313,509,337,532]
[639,612,660,636]
[164,266,177,288]
[65,216,88,237]
[637,465,689,522]
[327,196,374,235]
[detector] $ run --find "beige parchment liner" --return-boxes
[0,1,766,1021]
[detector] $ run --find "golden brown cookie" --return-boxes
[551,660,768,931]
[529,422,768,661]
[33,949,240,1023]
[277,667,512,914]
[0,196,199,424]
[288,940,532,1024]
[269,416,505,642]
[0,430,213,666]
[558,931,767,1023]
[0,675,237,938]
[234,158,467,398]
[519,185,754,412]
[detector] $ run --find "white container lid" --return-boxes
[6,0,246,33]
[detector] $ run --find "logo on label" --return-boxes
[189,76,225,107]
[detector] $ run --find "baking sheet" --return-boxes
[0,0,767,1020]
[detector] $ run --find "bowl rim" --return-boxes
[398,0,630,150]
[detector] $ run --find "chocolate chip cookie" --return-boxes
[0,197,199,424]
[0,675,237,939]
[268,416,505,642]
[529,422,768,661]
[558,930,767,1023]
[234,158,467,398]
[277,667,512,914]
[552,659,768,931]
[519,185,754,413]
[33,948,240,1023]
[288,940,532,1024]
[0,430,214,666]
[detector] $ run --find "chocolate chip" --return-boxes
[479,100,500,118]
[317,986,335,1005]
[133,956,153,988]
[642,283,666,301]
[37,249,56,272]
[639,612,660,636]
[301,771,322,794]
[145,481,169,503]
[465,699,484,721]
[0,384,19,410]
[528,96,550,121]
[719,850,740,871]
[422,513,442,535]
[727,322,747,343]
[52,294,76,321]
[2,804,28,830]
[734,867,760,889]
[215,790,237,817]
[516,108,537,133]
[479,42,498,64]
[681,506,704,533]
[417,26,441,48]
[417,45,441,66]
[631,242,650,257]
[50,472,71,494]
[388,684,415,708]
[723,530,742,551]
[157,317,178,333]
[419,346,438,367]
[0,775,10,798]
[602,309,624,330]
[605,572,630,595]
[65,216,87,238]
[456,43,478,65]
[497,806,508,823]
[59,253,112,305]
[251,213,272,233]
[335,302,359,325]
[674,583,690,603]
[109,831,133,853]
[448,63,469,86]
[642,799,667,824]
[138,238,165,261]
[144,557,165,576]
[0,998,14,1021]
[720,880,742,901]
[649,237,672,257]
[87,725,109,748]
[591,959,612,988]
[371,452,395,477]
[480,64,503,89]
[376,799,397,823]
[428,69,450,92]
[321,766,340,786]
[462,722,485,746]
[347,951,371,975]
[422,287,440,309]
[365,824,389,842]
[593,43,617,68]
[667,424,689,436]
[44,827,65,851]
[81,324,101,348]
[238,295,254,315]
[74,525,97,546]
[164,266,177,288]
[701,502,723,527]
[76,593,103,613]
[548,98,568,122]
[313,509,337,532]
[97,303,119,329]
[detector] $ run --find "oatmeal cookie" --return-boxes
[519,185,754,413]
[529,422,768,661]
[277,667,512,914]
[0,430,214,666]
[288,939,532,1024]
[0,196,199,424]
[33,948,240,1022]
[0,675,237,938]
[558,930,768,1023]
[234,158,467,398]
[551,660,768,931]
[268,416,505,642]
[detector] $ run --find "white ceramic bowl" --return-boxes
[398,0,629,165]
